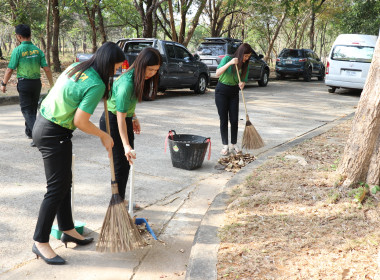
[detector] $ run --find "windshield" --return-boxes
[331,45,374,63]
[279,49,303,58]
[197,43,226,56]
[125,42,153,53]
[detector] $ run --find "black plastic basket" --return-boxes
[166,130,211,170]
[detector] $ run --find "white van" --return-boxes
[325,34,378,93]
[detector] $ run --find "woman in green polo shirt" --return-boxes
[215,43,254,156]
[31,42,125,265]
[99,47,162,207]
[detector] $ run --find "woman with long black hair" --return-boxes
[99,47,162,206]
[32,42,125,265]
[215,43,253,156]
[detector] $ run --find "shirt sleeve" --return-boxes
[217,56,231,69]
[7,48,19,70]
[78,84,105,114]
[40,51,48,68]
[115,80,134,113]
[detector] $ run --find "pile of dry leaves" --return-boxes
[217,119,380,279]
[218,153,256,173]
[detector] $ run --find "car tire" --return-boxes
[328,87,336,93]
[318,68,325,81]
[194,74,207,94]
[258,69,269,87]
[303,67,312,82]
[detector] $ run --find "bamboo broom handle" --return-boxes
[235,64,249,118]
[103,98,118,193]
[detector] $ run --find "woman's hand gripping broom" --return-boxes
[96,99,145,253]
[235,64,264,150]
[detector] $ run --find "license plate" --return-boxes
[202,59,213,65]
[343,70,360,77]
[285,60,292,64]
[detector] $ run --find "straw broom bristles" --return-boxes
[235,64,265,150]
[96,186,145,253]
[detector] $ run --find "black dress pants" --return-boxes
[99,111,134,200]
[215,82,239,145]
[17,79,42,138]
[32,115,74,243]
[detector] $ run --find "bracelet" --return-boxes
[1,81,6,87]
[132,116,138,121]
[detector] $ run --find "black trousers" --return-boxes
[99,111,134,200]
[17,79,42,138]
[32,115,74,243]
[215,82,239,145]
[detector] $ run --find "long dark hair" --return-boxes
[67,42,125,99]
[128,47,162,102]
[233,43,254,80]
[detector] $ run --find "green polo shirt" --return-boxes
[8,41,48,79]
[107,69,137,117]
[40,63,106,130]
[217,56,249,86]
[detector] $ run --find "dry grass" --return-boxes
[218,119,380,279]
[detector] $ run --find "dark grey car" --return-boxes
[196,37,270,87]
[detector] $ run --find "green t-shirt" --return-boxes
[107,69,137,117]
[8,41,48,79]
[217,56,249,86]
[40,63,106,130]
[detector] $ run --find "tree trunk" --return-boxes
[264,12,286,62]
[84,0,98,53]
[167,0,177,42]
[366,136,380,186]
[52,0,61,72]
[338,37,380,187]
[46,0,52,66]
[183,0,207,46]
[97,2,107,44]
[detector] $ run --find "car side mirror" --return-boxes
[316,58,321,61]
[193,54,200,61]
[258,54,264,59]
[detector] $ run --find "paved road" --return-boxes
[0,79,360,279]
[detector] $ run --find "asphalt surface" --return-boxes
[0,79,360,279]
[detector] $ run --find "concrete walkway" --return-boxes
[0,80,360,279]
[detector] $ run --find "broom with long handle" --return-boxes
[235,64,264,150]
[96,99,145,253]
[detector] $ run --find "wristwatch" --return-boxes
[1,81,6,87]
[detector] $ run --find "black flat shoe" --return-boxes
[61,233,94,248]
[32,243,65,265]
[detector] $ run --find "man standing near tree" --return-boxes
[0,24,53,147]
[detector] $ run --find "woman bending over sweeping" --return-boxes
[215,43,254,156]
[32,42,125,265]
[99,47,162,209]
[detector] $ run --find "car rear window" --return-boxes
[331,45,374,63]
[280,49,303,58]
[197,43,226,56]
[124,42,153,53]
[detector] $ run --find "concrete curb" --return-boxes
[185,112,355,280]
[0,93,47,106]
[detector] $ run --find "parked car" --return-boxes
[196,37,270,87]
[75,38,210,95]
[275,48,325,81]
[325,34,378,93]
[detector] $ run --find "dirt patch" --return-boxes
[217,119,380,279]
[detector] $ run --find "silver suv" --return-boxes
[196,37,269,87]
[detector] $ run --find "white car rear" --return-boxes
[325,34,378,93]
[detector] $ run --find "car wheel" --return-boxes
[194,74,207,94]
[303,67,312,82]
[328,87,336,93]
[318,68,325,81]
[258,70,269,87]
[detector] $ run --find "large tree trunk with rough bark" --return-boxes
[338,37,380,187]
[263,12,286,62]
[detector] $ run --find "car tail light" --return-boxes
[218,55,226,59]
[122,60,129,73]
[276,58,280,62]
[75,57,79,62]
[298,58,306,62]
[326,61,329,74]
